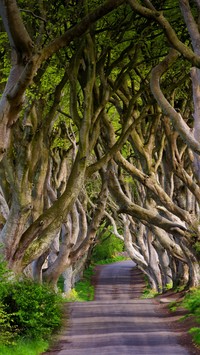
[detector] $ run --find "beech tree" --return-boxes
[104,0,200,289]
[0,0,126,276]
[84,0,200,290]
[0,0,200,292]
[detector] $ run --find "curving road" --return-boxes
[45,260,190,355]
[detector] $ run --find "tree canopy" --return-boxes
[0,0,200,292]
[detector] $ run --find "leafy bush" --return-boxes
[0,251,63,343]
[0,302,18,345]
[1,279,63,340]
[0,254,13,298]
[0,252,17,345]
[64,289,81,302]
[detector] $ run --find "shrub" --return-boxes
[0,302,18,346]
[64,289,81,302]
[1,279,63,340]
[0,252,63,341]
[0,252,17,346]
[0,254,13,299]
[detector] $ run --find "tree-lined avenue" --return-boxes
[45,261,190,355]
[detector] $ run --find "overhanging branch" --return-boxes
[150,49,200,155]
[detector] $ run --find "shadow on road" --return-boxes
[43,260,196,355]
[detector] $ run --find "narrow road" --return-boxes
[45,260,191,355]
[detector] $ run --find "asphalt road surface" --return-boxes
[45,260,190,355]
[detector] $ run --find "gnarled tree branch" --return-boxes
[150,49,200,154]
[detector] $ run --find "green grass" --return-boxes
[74,265,95,301]
[140,274,159,299]
[167,287,200,347]
[0,338,49,355]
[64,265,95,302]
[181,288,200,346]
[182,288,200,319]
[141,289,159,299]
[188,327,200,345]
[168,300,179,312]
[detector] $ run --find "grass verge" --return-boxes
[0,338,49,355]
[181,288,200,346]
[167,287,200,348]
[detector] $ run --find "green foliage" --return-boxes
[74,266,94,301]
[0,251,14,302]
[0,258,11,283]
[188,327,200,345]
[51,136,69,150]
[40,59,65,95]
[0,254,63,348]
[85,175,102,201]
[141,275,159,299]
[1,279,63,340]
[165,282,173,290]
[92,232,124,262]
[0,302,18,346]
[64,289,82,302]
[0,32,11,87]
[64,266,95,302]
[182,288,200,321]
[169,302,178,312]
[180,288,200,346]
[172,284,185,293]
[50,115,77,151]
[168,287,200,348]
[141,289,159,299]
